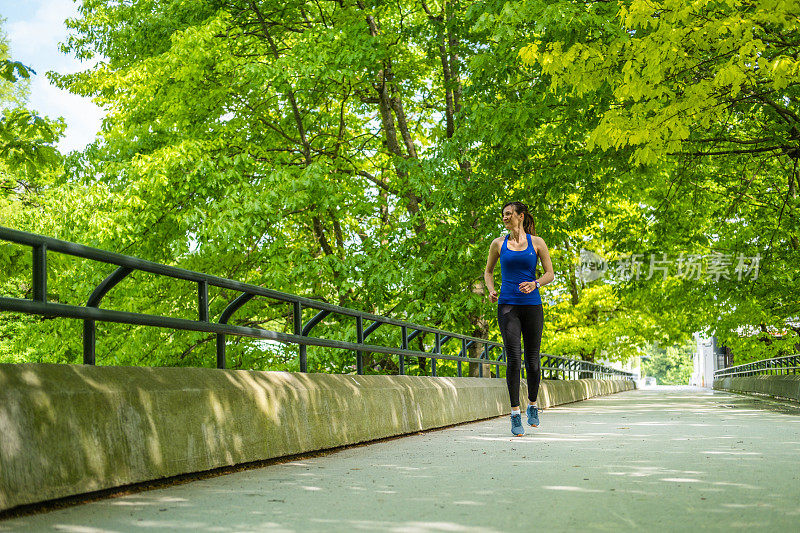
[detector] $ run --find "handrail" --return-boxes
[714,353,800,379]
[0,226,635,380]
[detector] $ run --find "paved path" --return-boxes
[3,387,800,532]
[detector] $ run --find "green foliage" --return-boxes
[0,18,63,209]
[0,59,34,84]
[642,341,694,385]
[519,0,800,165]
[515,0,800,363]
[4,0,501,369]
[2,0,796,370]
[0,18,32,108]
[0,20,67,369]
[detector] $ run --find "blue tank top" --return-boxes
[498,233,542,305]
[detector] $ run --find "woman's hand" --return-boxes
[518,281,537,294]
[489,289,499,303]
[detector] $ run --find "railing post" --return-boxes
[479,343,485,377]
[83,265,133,366]
[432,332,440,377]
[406,329,423,374]
[300,309,330,373]
[400,325,407,375]
[293,301,302,366]
[216,292,255,370]
[82,320,96,366]
[361,319,384,371]
[215,334,224,370]
[198,281,209,322]
[356,315,364,375]
[32,243,47,302]
[459,338,465,377]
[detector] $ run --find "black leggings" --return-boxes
[498,304,544,407]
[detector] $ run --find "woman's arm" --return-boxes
[533,236,555,286]
[484,238,501,302]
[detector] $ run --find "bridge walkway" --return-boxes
[3,387,800,532]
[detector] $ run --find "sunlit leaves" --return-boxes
[0,59,34,83]
[513,0,800,362]
[520,0,800,166]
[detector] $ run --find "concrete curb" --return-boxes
[714,375,800,402]
[0,363,634,511]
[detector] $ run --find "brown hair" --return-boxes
[502,201,537,236]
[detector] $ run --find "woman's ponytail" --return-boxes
[523,212,537,236]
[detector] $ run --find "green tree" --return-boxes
[3,0,744,373]
[516,0,800,363]
[4,0,500,371]
[0,21,63,227]
[642,341,694,385]
[0,18,31,109]
[458,0,704,363]
[0,20,64,363]
[0,19,61,194]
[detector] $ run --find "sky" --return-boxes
[2,0,105,152]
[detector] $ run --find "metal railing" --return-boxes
[0,226,633,381]
[540,354,628,380]
[714,354,800,379]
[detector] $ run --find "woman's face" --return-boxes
[502,206,522,228]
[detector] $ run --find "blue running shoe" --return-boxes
[526,405,539,427]
[511,413,524,436]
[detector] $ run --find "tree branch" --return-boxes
[249,0,312,164]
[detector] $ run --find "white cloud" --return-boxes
[7,0,79,69]
[6,0,105,153]
[30,76,104,152]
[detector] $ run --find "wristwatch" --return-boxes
[535,280,541,289]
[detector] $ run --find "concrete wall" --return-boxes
[714,375,800,402]
[0,363,635,511]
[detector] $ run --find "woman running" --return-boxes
[484,201,554,436]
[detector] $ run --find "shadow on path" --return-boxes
[3,387,800,532]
